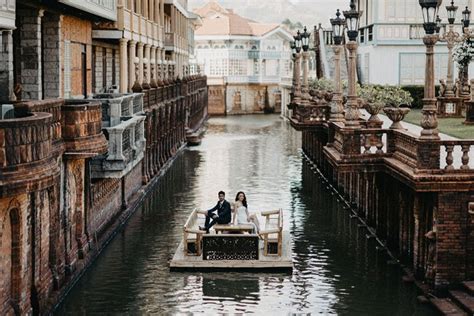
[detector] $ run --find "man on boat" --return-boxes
[200,191,232,233]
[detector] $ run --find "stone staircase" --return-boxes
[316,28,349,82]
[429,282,474,315]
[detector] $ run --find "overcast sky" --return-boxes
[189,0,349,28]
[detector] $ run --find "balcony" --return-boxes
[248,51,282,59]
[0,109,60,197]
[59,0,117,21]
[93,93,144,127]
[90,93,146,178]
[165,32,177,50]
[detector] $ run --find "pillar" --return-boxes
[128,40,136,91]
[18,7,44,100]
[41,13,62,99]
[150,46,157,87]
[142,44,150,89]
[119,38,129,93]
[0,30,14,100]
[344,40,360,128]
[137,42,144,84]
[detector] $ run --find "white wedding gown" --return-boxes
[235,205,258,233]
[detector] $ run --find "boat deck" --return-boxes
[170,231,293,272]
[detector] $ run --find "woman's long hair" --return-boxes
[235,191,248,208]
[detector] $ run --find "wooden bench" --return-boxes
[183,209,208,256]
[213,224,255,234]
[259,209,283,256]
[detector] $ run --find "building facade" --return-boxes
[356,0,474,86]
[0,1,208,314]
[193,1,293,115]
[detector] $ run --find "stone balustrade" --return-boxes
[93,93,144,127]
[290,89,474,290]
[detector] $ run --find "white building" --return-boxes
[356,0,474,86]
[193,1,294,115]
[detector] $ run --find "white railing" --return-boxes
[93,93,144,127]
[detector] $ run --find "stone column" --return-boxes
[128,40,136,91]
[150,46,157,87]
[344,41,360,128]
[142,44,150,89]
[0,30,14,101]
[331,45,345,122]
[137,42,144,85]
[294,53,301,100]
[119,38,129,93]
[42,13,62,99]
[444,24,458,97]
[302,51,310,101]
[18,7,44,100]
[420,34,440,140]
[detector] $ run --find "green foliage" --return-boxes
[309,78,335,92]
[358,85,414,107]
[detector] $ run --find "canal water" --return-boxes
[56,115,434,315]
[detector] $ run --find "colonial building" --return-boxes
[0,1,208,314]
[355,0,474,85]
[193,1,293,115]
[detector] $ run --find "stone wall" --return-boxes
[208,85,225,115]
[93,43,120,94]
[0,31,13,100]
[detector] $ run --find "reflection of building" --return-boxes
[356,0,473,85]
[193,1,293,115]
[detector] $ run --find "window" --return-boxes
[359,29,365,43]
[368,26,373,42]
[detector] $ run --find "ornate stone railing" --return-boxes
[91,115,146,178]
[93,93,144,127]
[439,140,474,171]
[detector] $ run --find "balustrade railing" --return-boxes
[103,116,146,163]
[440,141,474,171]
[93,93,144,127]
[292,104,330,124]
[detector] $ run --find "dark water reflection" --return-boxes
[56,115,434,315]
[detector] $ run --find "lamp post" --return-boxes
[301,26,311,102]
[419,0,441,140]
[461,6,472,97]
[330,9,345,122]
[290,41,297,105]
[343,1,361,128]
[294,30,303,102]
[439,1,461,97]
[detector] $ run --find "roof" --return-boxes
[194,1,281,37]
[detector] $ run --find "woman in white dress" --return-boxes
[233,191,260,233]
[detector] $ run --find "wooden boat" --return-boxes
[170,208,292,272]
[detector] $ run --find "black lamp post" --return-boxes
[330,9,345,45]
[329,9,346,122]
[290,41,296,58]
[343,1,360,42]
[419,0,441,140]
[436,15,442,33]
[294,30,302,53]
[419,0,442,34]
[446,0,458,25]
[463,6,471,28]
[301,26,311,52]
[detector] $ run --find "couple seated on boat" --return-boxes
[199,191,260,234]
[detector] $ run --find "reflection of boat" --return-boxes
[202,275,260,302]
[170,209,292,272]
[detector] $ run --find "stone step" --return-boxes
[449,290,474,314]
[430,298,467,315]
[462,281,474,296]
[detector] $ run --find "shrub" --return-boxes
[401,85,440,109]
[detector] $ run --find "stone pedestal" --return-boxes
[464,101,474,125]
[437,96,464,118]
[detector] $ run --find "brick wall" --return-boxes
[208,85,225,115]
[93,43,120,94]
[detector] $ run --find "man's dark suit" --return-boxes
[204,200,232,230]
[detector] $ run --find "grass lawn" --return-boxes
[403,109,474,139]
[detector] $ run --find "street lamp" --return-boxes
[331,9,345,45]
[446,0,457,25]
[419,0,441,140]
[301,27,311,103]
[436,15,442,33]
[293,32,302,101]
[439,0,461,97]
[463,6,471,28]
[420,0,442,34]
[329,9,345,122]
[343,0,361,128]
